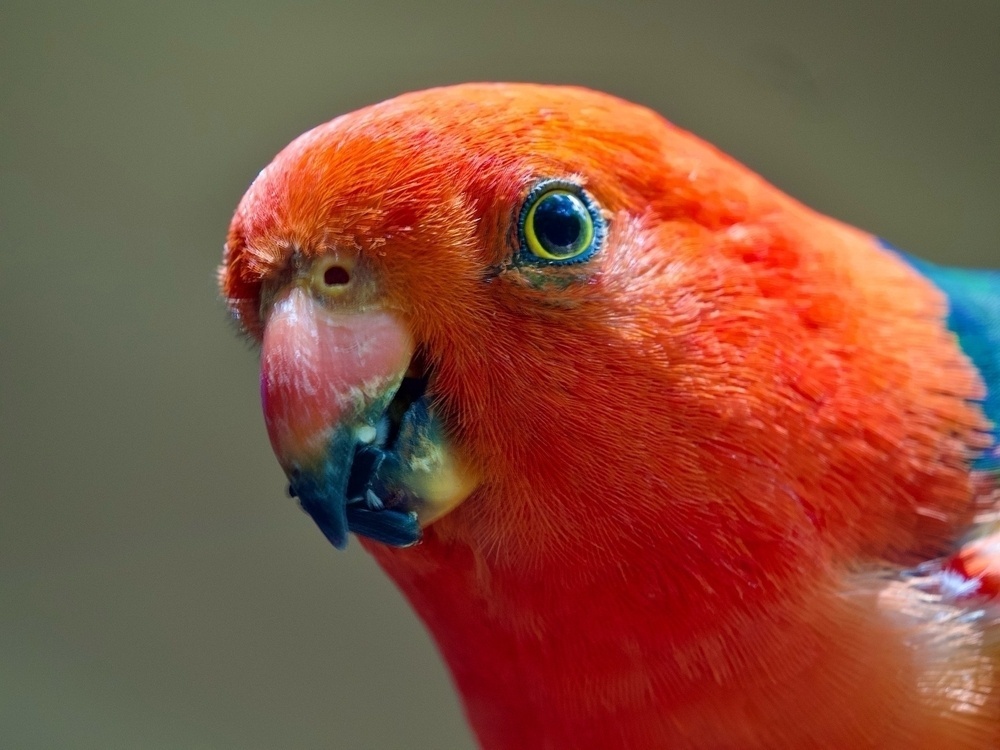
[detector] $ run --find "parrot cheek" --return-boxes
[259,286,479,549]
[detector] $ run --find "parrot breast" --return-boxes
[221,83,1000,750]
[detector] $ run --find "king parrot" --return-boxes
[220,84,1000,749]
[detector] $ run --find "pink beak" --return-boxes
[260,286,414,547]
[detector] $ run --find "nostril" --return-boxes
[323,265,351,287]
[312,255,356,296]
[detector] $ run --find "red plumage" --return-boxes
[222,84,999,748]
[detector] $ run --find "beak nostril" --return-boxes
[323,265,351,287]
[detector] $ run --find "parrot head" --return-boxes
[218,83,999,748]
[221,84,740,558]
[221,82,984,585]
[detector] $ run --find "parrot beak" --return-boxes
[260,285,478,549]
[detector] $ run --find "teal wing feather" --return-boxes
[887,243,1000,472]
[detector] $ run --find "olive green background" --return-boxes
[2,1,997,748]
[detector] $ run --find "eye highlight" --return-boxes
[518,180,605,265]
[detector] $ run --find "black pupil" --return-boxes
[533,193,585,253]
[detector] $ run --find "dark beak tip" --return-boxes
[325,530,350,551]
[293,482,350,551]
[281,398,434,551]
[299,501,349,550]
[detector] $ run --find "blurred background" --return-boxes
[1,1,997,748]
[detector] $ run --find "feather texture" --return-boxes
[222,84,1000,749]
[896,246,1000,472]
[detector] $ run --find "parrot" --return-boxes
[219,83,1000,749]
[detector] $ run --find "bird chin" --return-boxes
[287,371,479,550]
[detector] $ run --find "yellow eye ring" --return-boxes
[518,181,605,265]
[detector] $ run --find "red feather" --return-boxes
[222,84,999,748]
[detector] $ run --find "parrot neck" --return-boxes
[367,533,983,750]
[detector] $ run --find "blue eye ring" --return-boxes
[517,179,606,265]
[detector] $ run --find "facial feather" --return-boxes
[221,83,998,749]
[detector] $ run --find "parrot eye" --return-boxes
[518,180,605,265]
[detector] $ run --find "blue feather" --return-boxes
[885,241,1000,472]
